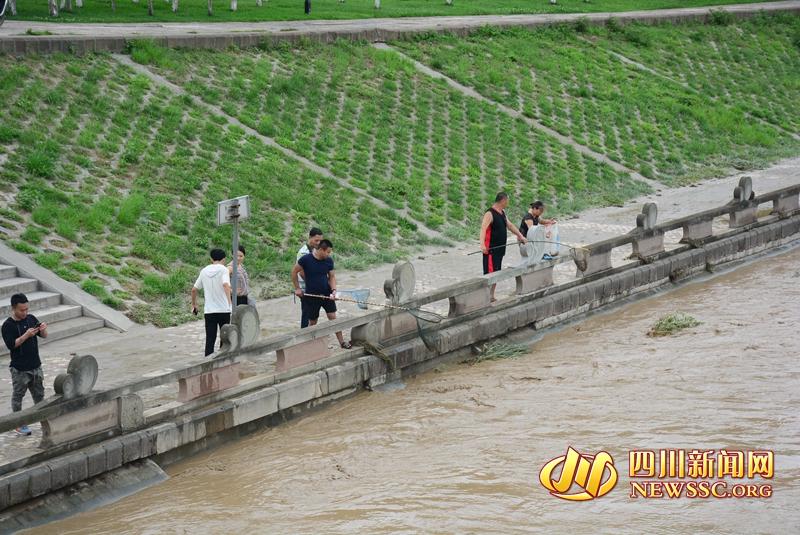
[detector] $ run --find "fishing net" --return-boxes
[336,288,371,310]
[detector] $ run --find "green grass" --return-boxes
[1,14,798,326]
[130,40,649,229]
[588,13,800,134]
[647,312,701,336]
[7,0,778,23]
[395,15,800,184]
[0,52,429,322]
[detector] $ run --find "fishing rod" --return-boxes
[464,240,589,256]
[303,293,445,323]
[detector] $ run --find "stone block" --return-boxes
[632,232,665,258]
[516,266,554,294]
[772,193,800,215]
[103,439,124,471]
[40,399,118,448]
[29,464,51,497]
[0,478,10,511]
[120,433,143,464]
[6,471,30,506]
[681,219,713,244]
[350,320,383,346]
[154,423,181,455]
[68,452,89,484]
[119,394,145,431]
[383,313,418,340]
[46,457,71,490]
[231,387,280,426]
[448,286,490,317]
[326,361,363,394]
[276,374,325,411]
[177,415,207,444]
[85,444,108,478]
[178,363,240,402]
[275,337,331,373]
[730,206,758,228]
[580,249,612,276]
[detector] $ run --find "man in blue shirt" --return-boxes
[291,239,351,349]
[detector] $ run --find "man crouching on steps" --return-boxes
[291,239,352,349]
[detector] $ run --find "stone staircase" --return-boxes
[0,264,105,356]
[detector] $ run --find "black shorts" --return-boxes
[482,252,504,275]
[301,295,337,322]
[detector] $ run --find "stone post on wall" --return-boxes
[631,202,665,260]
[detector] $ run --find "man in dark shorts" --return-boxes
[291,239,351,349]
[480,192,527,301]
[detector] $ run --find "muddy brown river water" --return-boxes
[41,247,800,534]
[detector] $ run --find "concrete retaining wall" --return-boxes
[0,212,798,521]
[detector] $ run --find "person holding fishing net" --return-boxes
[519,200,560,262]
[291,239,352,349]
[480,192,527,302]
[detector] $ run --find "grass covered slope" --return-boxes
[0,53,429,325]
[589,13,800,133]
[395,15,800,184]
[130,40,648,234]
[7,0,780,24]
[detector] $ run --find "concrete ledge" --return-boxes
[177,363,240,402]
[448,285,490,317]
[632,232,665,259]
[275,337,331,373]
[0,242,133,332]
[681,218,714,244]
[40,399,118,449]
[515,265,554,294]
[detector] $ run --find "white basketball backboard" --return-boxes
[216,196,251,226]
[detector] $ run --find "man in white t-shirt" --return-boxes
[191,248,232,356]
[296,227,323,328]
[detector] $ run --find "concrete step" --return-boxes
[30,304,83,325]
[41,317,105,345]
[0,291,61,317]
[0,277,39,299]
[0,265,17,280]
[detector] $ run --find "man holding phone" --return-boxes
[2,293,48,436]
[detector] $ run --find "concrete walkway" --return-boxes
[1,157,797,414]
[1,1,799,54]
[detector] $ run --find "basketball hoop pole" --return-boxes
[229,200,240,303]
[217,195,250,306]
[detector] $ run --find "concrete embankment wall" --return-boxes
[1,212,798,528]
[2,2,800,56]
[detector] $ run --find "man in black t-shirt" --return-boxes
[480,192,527,302]
[291,239,351,349]
[2,293,48,436]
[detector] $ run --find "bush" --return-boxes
[34,252,63,270]
[81,278,110,299]
[709,9,734,26]
[648,312,701,337]
[11,241,38,254]
[468,341,529,364]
